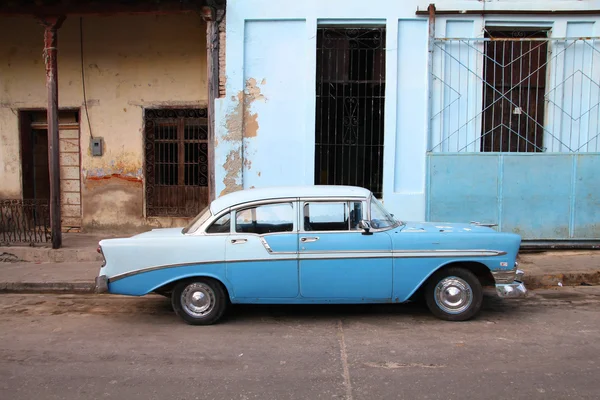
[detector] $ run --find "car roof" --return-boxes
[210,185,372,214]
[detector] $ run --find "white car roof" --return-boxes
[210,185,372,214]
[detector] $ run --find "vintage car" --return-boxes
[95,185,527,325]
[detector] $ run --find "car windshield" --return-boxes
[370,197,401,229]
[182,206,211,234]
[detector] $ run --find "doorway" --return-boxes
[19,110,82,231]
[314,27,386,197]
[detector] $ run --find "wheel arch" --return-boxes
[152,274,233,300]
[408,260,495,301]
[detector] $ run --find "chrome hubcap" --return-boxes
[434,276,473,314]
[181,283,215,318]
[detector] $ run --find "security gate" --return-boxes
[427,32,600,240]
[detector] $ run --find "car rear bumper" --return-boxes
[95,275,108,293]
[495,269,527,298]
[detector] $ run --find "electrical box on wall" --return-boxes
[91,137,103,156]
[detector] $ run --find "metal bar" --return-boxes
[426,3,435,152]
[178,118,185,186]
[417,9,600,16]
[39,15,65,249]
[520,240,600,250]
[587,39,595,152]
[579,38,586,151]
[435,37,597,42]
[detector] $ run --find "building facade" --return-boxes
[0,0,225,244]
[215,0,600,241]
[1,0,599,245]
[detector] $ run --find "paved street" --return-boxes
[0,288,599,400]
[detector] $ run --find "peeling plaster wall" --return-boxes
[218,0,600,224]
[215,18,308,196]
[0,14,207,231]
[0,109,21,198]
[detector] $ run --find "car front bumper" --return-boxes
[495,269,527,298]
[95,275,108,294]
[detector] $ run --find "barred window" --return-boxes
[144,109,209,217]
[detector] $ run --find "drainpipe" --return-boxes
[38,15,65,249]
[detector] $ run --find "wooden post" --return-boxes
[39,15,65,249]
[202,6,222,202]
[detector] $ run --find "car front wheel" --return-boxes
[171,278,227,325]
[425,267,483,321]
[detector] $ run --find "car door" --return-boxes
[225,201,299,299]
[298,200,393,300]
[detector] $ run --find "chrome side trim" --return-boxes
[259,237,273,253]
[393,249,506,257]
[107,249,507,283]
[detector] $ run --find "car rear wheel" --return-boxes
[171,278,227,325]
[425,267,483,321]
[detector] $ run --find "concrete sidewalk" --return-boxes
[0,251,598,294]
[0,232,114,263]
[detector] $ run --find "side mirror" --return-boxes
[358,220,373,235]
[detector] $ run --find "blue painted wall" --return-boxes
[216,0,600,240]
[428,154,600,239]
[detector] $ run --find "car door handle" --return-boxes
[231,239,247,245]
[300,237,319,243]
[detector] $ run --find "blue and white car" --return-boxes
[95,185,527,325]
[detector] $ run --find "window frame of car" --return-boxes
[299,197,369,233]
[199,198,299,236]
[232,201,298,236]
[369,196,401,231]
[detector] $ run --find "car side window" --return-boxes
[304,202,351,231]
[235,203,294,234]
[205,213,231,234]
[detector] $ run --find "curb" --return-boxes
[0,271,598,295]
[0,248,102,263]
[522,271,600,289]
[0,282,95,294]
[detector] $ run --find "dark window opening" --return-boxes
[315,27,386,197]
[144,109,209,217]
[206,213,231,234]
[481,28,549,152]
[303,201,364,232]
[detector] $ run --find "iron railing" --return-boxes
[429,37,600,153]
[0,199,51,244]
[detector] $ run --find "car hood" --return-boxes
[400,221,496,233]
[132,227,185,238]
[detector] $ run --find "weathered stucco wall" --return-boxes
[218,0,600,225]
[0,14,207,232]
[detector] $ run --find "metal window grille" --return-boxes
[429,34,600,153]
[315,27,386,197]
[0,199,51,244]
[144,109,209,217]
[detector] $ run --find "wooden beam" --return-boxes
[202,5,223,202]
[38,15,65,249]
[1,0,217,16]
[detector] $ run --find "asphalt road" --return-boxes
[0,287,599,400]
